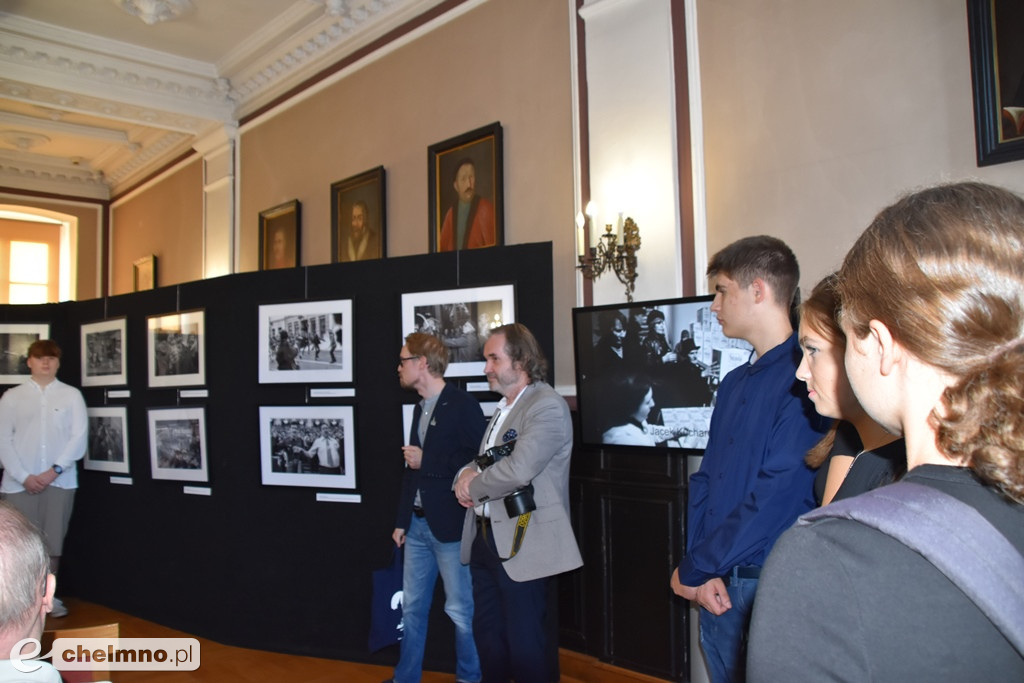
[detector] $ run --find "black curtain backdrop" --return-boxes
[0,242,554,671]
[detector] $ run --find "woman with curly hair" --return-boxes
[749,182,1024,680]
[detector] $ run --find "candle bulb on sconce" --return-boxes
[575,211,586,257]
[576,202,642,302]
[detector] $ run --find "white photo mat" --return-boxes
[81,318,127,386]
[0,323,50,385]
[400,284,515,377]
[148,407,208,482]
[147,310,205,388]
[85,406,130,474]
[259,406,357,489]
[258,299,354,384]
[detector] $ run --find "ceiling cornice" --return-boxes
[0,148,110,200]
[0,0,454,197]
[0,21,233,123]
[227,0,448,118]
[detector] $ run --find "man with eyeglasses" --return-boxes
[384,332,485,683]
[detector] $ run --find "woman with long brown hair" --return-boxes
[749,182,1024,680]
[797,274,904,505]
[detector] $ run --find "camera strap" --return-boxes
[480,511,532,561]
[508,512,531,559]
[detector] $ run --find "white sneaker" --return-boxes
[49,597,68,618]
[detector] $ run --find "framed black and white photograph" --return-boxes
[147,310,205,388]
[331,166,386,263]
[400,284,515,377]
[0,323,49,385]
[81,318,127,386]
[148,407,208,482]
[258,299,353,384]
[428,122,504,252]
[85,406,129,474]
[259,406,356,489]
[573,295,753,451]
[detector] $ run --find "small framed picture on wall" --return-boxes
[133,255,157,291]
[85,406,130,474]
[81,318,127,386]
[148,406,208,482]
[0,323,50,385]
[147,310,205,388]
[257,299,354,384]
[259,406,357,490]
[967,0,1024,166]
[428,122,504,252]
[331,166,386,263]
[400,284,515,377]
[259,199,301,270]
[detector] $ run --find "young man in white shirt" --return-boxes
[0,340,87,619]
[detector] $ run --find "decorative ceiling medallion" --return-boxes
[0,130,50,151]
[112,0,194,26]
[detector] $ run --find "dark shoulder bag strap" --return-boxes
[801,481,1024,655]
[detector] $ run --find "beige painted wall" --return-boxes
[697,0,1024,294]
[0,196,102,301]
[239,0,578,384]
[110,158,203,294]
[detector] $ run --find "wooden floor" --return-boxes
[44,599,669,683]
[44,598,447,683]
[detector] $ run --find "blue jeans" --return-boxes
[394,515,480,683]
[698,577,758,683]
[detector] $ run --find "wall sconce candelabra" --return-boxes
[576,205,642,302]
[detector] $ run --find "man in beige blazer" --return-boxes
[455,323,582,683]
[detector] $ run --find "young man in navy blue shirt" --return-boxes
[670,236,828,683]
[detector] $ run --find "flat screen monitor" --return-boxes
[573,295,753,450]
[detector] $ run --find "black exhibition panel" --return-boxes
[0,243,552,671]
[2,240,695,681]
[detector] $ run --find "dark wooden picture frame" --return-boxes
[259,199,301,270]
[428,122,504,252]
[967,0,1024,166]
[132,255,157,291]
[331,167,386,263]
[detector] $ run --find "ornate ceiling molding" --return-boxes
[0,149,110,199]
[102,130,192,185]
[0,27,235,123]
[0,79,209,134]
[112,0,195,26]
[0,0,455,197]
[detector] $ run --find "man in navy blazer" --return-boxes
[387,333,485,683]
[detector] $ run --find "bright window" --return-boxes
[9,283,48,304]
[8,241,50,304]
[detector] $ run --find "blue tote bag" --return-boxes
[368,546,404,652]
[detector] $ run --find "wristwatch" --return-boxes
[52,464,63,475]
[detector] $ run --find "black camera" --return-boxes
[474,442,536,516]
[474,442,514,469]
[502,482,535,516]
